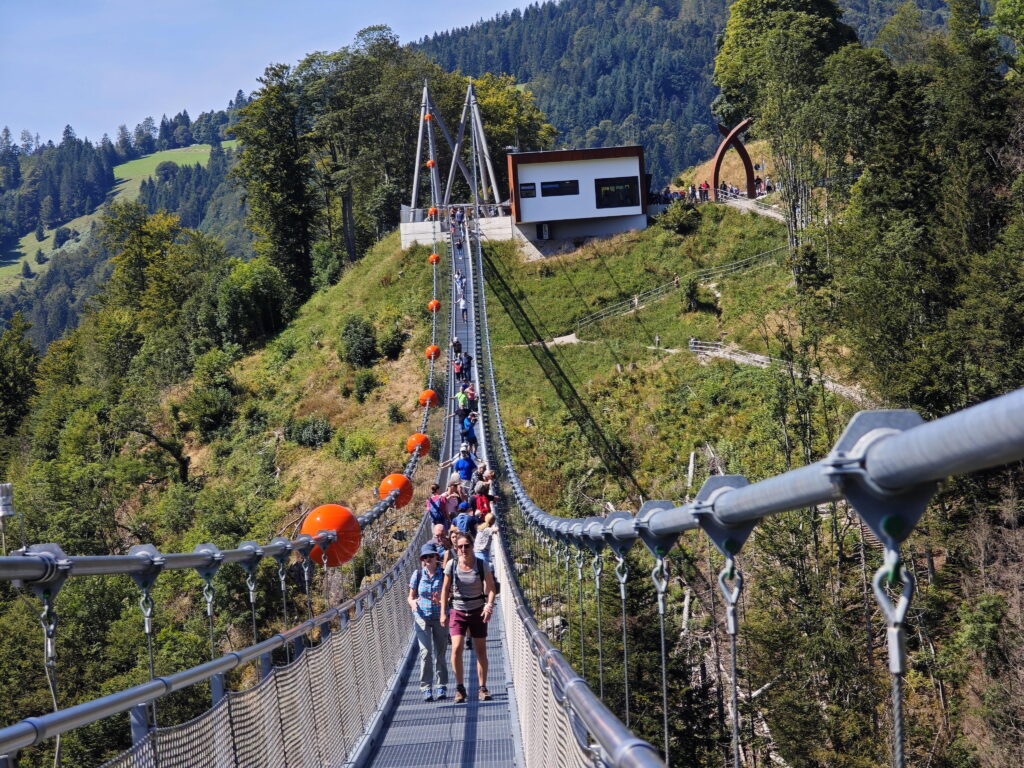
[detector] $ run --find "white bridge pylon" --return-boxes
[410,80,502,210]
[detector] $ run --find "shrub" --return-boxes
[341,315,377,367]
[311,241,342,290]
[181,384,235,441]
[54,227,72,248]
[34,249,47,265]
[656,201,701,235]
[339,430,376,461]
[216,257,289,350]
[387,403,406,424]
[378,325,404,360]
[354,370,378,403]
[285,415,334,448]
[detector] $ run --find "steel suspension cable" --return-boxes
[615,552,631,728]
[593,552,605,699]
[719,558,744,768]
[652,556,671,764]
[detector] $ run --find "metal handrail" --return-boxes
[0,515,426,756]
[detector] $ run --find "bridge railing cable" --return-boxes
[471,214,1024,768]
[468,221,665,768]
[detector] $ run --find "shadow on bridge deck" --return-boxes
[364,603,520,767]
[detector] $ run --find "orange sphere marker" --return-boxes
[418,389,439,408]
[428,299,441,313]
[428,253,440,265]
[423,113,432,121]
[425,345,440,360]
[301,504,361,566]
[426,159,436,169]
[379,473,414,508]
[406,433,430,456]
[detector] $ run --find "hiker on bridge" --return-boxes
[463,412,479,455]
[431,523,451,556]
[442,475,465,522]
[473,513,497,568]
[426,483,449,528]
[440,444,477,494]
[409,543,450,701]
[441,531,497,703]
[451,336,462,356]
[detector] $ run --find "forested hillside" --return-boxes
[415,0,936,184]
[417,0,727,183]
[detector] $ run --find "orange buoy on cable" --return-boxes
[301,504,361,566]
[428,299,441,313]
[423,113,432,121]
[428,253,440,265]
[379,473,414,508]
[406,433,430,456]
[426,159,436,168]
[418,389,439,408]
[428,207,438,217]
[425,345,440,360]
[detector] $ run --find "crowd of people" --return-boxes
[407,257,502,705]
[648,174,775,205]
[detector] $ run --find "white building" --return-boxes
[508,146,648,240]
[399,145,650,255]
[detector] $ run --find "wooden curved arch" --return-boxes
[710,118,755,202]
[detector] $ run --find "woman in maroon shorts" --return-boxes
[440,531,497,703]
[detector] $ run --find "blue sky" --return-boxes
[1,0,529,145]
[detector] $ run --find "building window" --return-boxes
[540,180,579,197]
[519,182,536,198]
[595,176,640,209]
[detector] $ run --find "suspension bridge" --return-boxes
[2,82,1024,768]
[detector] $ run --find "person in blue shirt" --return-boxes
[408,544,449,701]
[441,444,477,494]
[462,412,479,455]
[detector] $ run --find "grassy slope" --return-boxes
[483,206,855,511]
[0,141,239,292]
[186,231,443,551]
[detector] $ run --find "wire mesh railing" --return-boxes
[468,216,665,768]
[92,520,429,768]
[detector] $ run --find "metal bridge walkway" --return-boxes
[366,602,521,767]
[365,233,522,768]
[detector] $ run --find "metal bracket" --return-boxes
[238,541,263,576]
[636,499,678,558]
[602,511,636,559]
[14,543,71,601]
[692,476,754,557]
[826,411,936,552]
[579,517,607,554]
[128,544,165,593]
[193,543,223,583]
